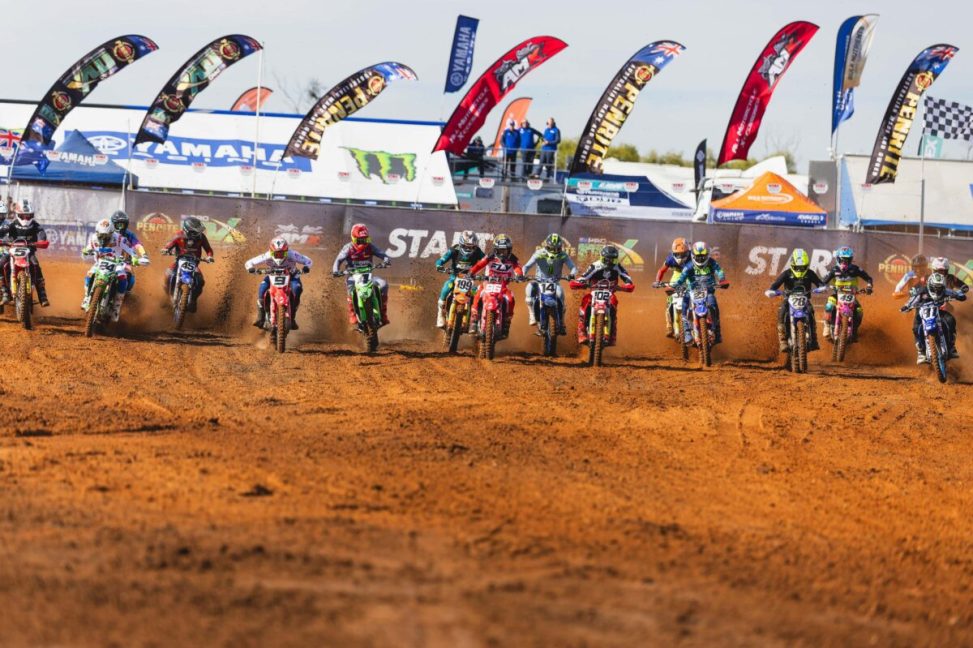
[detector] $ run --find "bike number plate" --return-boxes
[592,290,611,302]
[483,283,502,294]
[455,278,473,292]
[98,260,116,272]
[919,305,938,319]
[838,292,855,304]
[179,260,198,273]
[789,295,808,309]
[271,275,288,287]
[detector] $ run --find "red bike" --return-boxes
[2,238,49,330]
[254,266,296,353]
[472,273,519,360]
[571,278,618,367]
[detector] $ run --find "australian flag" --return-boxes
[12,139,51,174]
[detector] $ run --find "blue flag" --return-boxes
[12,140,51,174]
[444,15,478,93]
[832,15,878,134]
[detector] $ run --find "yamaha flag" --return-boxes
[444,15,479,93]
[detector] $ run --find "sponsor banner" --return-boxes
[231,87,273,112]
[21,35,158,147]
[865,44,958,184]
[564,174,694,220]
[570,41,685,175]
[285,62,417,159]
[0,101,457,206]
[137,35,262,145]
[434,36,568,155]
[693,138,706,203]
[832,15,879,134]
[444,15,479,93]
[711,209,826,227]
[718,21,818,165]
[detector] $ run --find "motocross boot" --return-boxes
[576,311,588,345]
[380,296,390,327]
[777,324,789,352]
[916,341,928,364]
[808,318,820,351]
[665,307,674,338]
[557,306,567,336]
[0,285,10,305]
[111,293,125,322]
[290,309,300,331]
[436,299,446,329]
[36,280,49,307]
[252,304,265,328]
[346,297,358,325]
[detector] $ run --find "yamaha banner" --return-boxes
[21,35,158,146]
[569,41,685,175]
[444,15,479,93]
[865,44,958,185]
[434,36,568,155]
[717,21,818,165]
[285,62,417,160]
[136,35,262,145]
[832,15,879,135]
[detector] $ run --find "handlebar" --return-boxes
[334,262,390,277]
[1,239,48,249]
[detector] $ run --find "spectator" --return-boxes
[518,119,542,177]
[540,117,560,180]
[501,119,519,179]
[458,136,487,179]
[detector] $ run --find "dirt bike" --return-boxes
[82,250,126,338]
[529,276,569,357]
[253,266,300,353]
[655,281,690,361]
[686,279,728,368]
[1,238,48,330]
[768,285,829,374]
[163,250,209,330]
[571,278,617,367]
[338,262,388,354]
[471,273,519,361]
[828,286,868,363]
[903,294,958,383]
[439,268,475,354]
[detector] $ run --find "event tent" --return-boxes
[709,171,826,227]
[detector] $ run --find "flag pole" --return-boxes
[919,132,927,254]
[252,45,264,199]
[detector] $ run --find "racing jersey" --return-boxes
[163,233,214,260]
[672,259,726,291]
[895,270,965,298]
[82,232,137,260]
[468,252,523,281]
[435,244,485,274]
[332,242,390,273]
[245,250,313,273]
[820,263,873,290]
[1,219,47,246]
[574,261,635,291]
[769,268,825,293]
[523,249,576,280]
[655,252,690,283]
[118,229,147,259]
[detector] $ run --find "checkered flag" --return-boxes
[923,95,973,141]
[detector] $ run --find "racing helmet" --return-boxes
[15,199,34,227]
[350,223,371,250]
[459,230,478,253]
[94,219,113,247]
[493,233,513,260]
[182,216,204,239]
[600,245,619,267]
[671,237,689,264]
[790,248,810,278]
[543,233,563,256]
[835,246,854,270]
[930,256,949,274]
[269,237,289,262]
[927,272,947,299]
[910,253,928,273]
[691,241,710,268]
[110,210,130,232]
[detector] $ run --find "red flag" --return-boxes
[434,36,567,154]
[488,97,532,157]
[717,22,818,165]
[231,87,273,111]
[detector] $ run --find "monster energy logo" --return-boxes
[343,147,417,184]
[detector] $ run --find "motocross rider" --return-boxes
[892,254,929,299]
[652,237,691,337]
[466,233,524,337]
[569,245,635,346]
[162,216,214,312]
[434,230,485,329]
[820,246,873,342]
[902,272,967,363]
[764,249,825,352]
[522,233,576,335]
[0,199,50,306]
[670,241,729,345]
[332,223,391,326]
[82,218,145,321]
[245,237,312,330]
[109,210,149,295]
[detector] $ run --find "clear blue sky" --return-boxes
[5,0,972,167]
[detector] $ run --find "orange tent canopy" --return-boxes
[711,171,825,214]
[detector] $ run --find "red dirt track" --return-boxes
[2,260,973,646]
